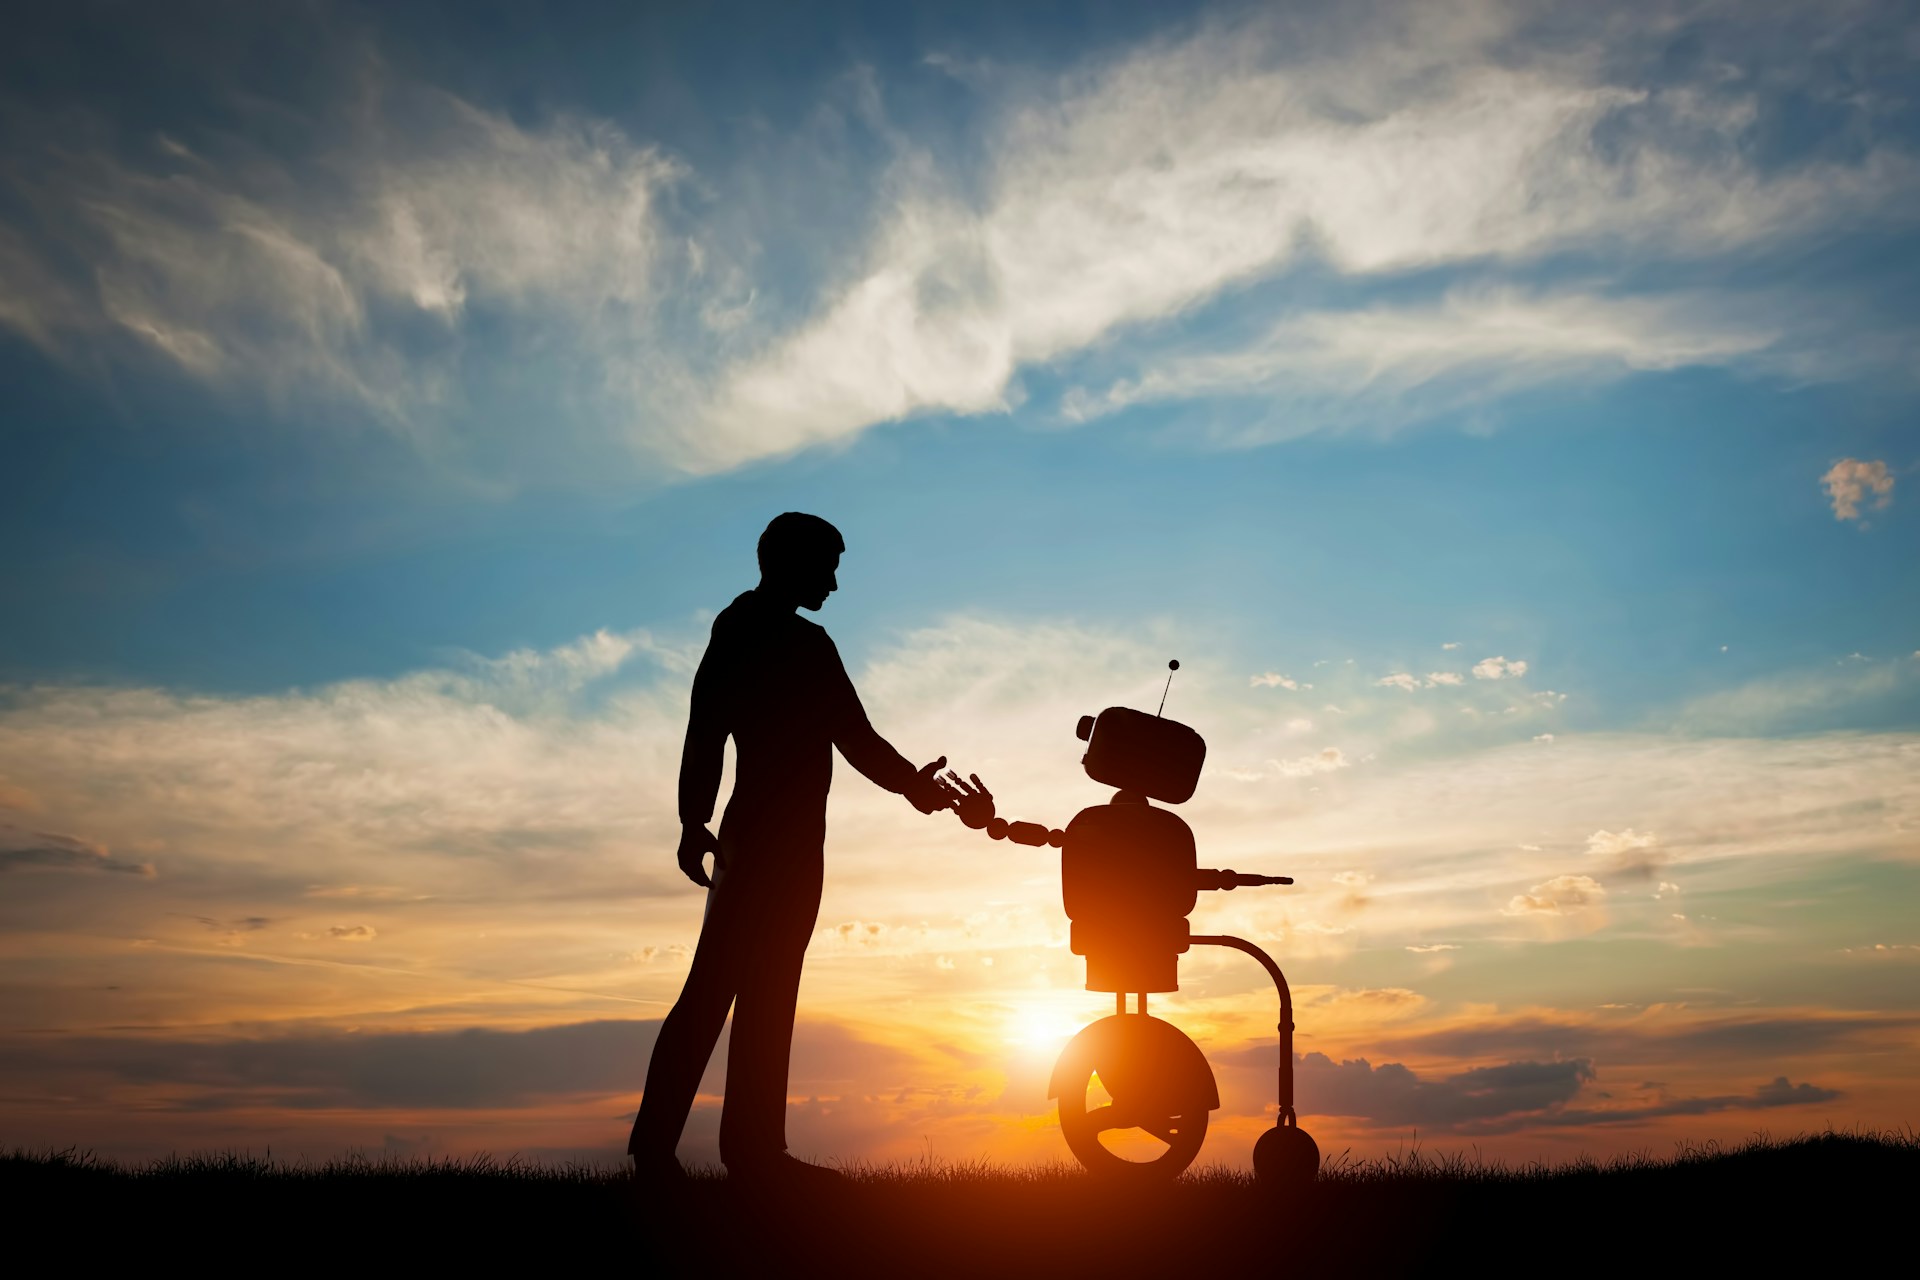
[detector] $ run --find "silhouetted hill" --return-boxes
[9,1130,1911,1274]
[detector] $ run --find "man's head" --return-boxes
[757,512,844,611]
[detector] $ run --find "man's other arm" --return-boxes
[674,625,730,886]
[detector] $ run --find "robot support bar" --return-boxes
[1189,933,1298,1127]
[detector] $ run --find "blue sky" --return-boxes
[2,0,1914,703]
[1,0,1917,1166]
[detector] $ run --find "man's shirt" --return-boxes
[679,590,917,848]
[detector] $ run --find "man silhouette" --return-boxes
[629,512,954,1187]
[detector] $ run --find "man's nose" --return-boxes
[826,573,838,594]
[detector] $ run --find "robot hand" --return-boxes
[943,770,996,830]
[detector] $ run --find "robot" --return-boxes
[945,662,1320,1187]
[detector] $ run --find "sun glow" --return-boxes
[1006,1003,1092,1053]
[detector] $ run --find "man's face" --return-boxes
[793,551,840,611]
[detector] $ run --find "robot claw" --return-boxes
[948,662,1320,1191]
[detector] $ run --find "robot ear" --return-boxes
[1076,714,1095,742]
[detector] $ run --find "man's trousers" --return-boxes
[628,837,823,1165]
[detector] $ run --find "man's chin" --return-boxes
[800,597,828,611]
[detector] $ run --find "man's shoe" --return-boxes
[725,1153,846,1190]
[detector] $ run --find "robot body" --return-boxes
[1063,795,1195,995]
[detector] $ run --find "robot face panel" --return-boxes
[1079,706,1206,804]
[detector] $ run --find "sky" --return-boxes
[1,0,1917,1170]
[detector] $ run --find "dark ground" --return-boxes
[9,1130,1911,1274]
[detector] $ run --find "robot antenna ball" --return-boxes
[1168,660,1179,671]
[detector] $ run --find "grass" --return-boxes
[10,1128,1913,1273]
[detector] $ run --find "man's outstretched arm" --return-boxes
[822,636,953,814]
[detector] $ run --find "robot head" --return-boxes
[1075,705,1206,804]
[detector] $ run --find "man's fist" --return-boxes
[677,823,722,888]
[904,756,957,815]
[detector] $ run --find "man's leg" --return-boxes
[716,854,822,1166]
[628,872,747,1159]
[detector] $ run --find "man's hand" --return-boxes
[904,756,957,815]
[944,770,996,830]
[676,823,723,888]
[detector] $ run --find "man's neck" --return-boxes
[750,583,800,614]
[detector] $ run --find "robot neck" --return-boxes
[1111,789,1150,806]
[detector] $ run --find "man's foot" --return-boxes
[724,1153,846,1190]
[630,1151,691,1188]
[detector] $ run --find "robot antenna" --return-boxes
[1157,659,1180,717]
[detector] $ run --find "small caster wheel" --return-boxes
[1253,1123,1319,1189]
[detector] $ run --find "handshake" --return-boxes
[909,759,1061,847]
[903,756,992,823]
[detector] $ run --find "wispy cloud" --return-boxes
[6,3,1910,483]
[0,79,691,478]
[1503,873,1606,917]
[1060,288,1784,432]
[0,824,154,877]
[715,4,1915,457]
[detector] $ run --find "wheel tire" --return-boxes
[1055,1034,1210,1183]
[1252,1123,1320,1190]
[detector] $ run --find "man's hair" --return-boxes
[757,512,845,575]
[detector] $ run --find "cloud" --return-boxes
[1251,673,1309,690]
[1376,1009,1920,1066]
[0,72,693,480]
[325,924,376,941]
[1504,873,1606,916]
[1671,653,1918,735]
[1062,287,1788,433]
[1822,458,1894,522]
[1271,747,1352,778]
[186,914,274,947]
[1455,1076,1840,1134]
[1473,656,1529,680]
[0,824,154,876]
[1377,671,1467,691]
[1212,1048,1842,1134]
[1405,943,1459,954]
[0,1017,919,1113]
[706,2,1919,461]
[1586,827,1669,879]
[3,4,1915,484]
[1291,1051,1596,1128]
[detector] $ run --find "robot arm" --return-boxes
[1194,868,1293,890]
[943,772,1065,848]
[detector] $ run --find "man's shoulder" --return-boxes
[711,591,754,627]
[709,592,828,643]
